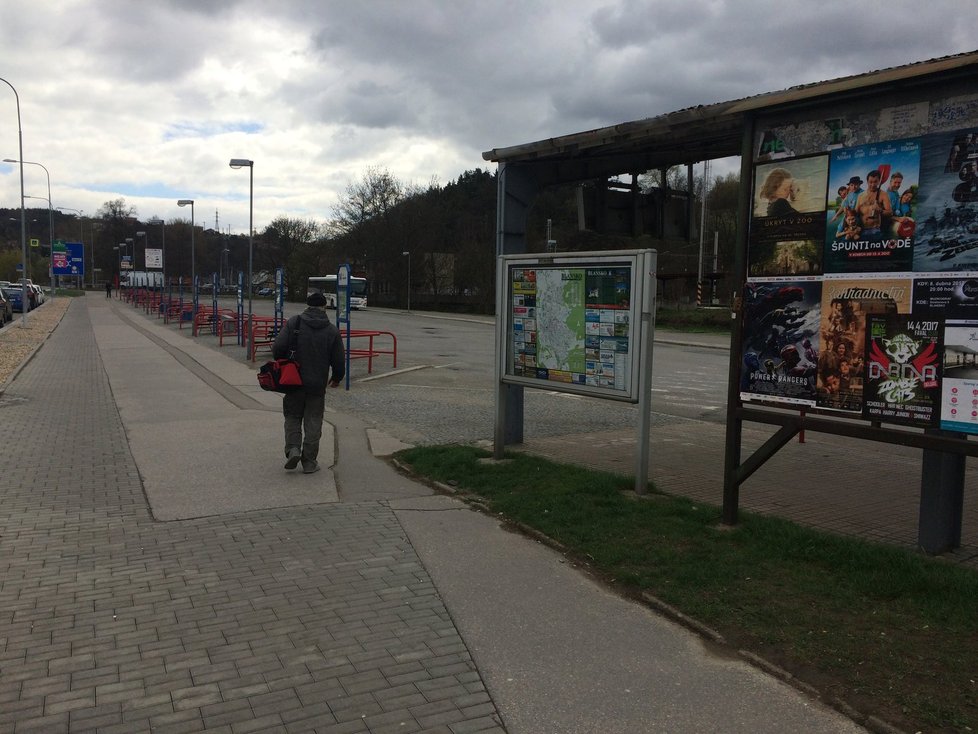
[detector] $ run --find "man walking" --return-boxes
[272,292,345,474]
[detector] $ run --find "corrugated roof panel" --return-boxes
[483,50,978,165]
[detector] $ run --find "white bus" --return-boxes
[307,274,368,310]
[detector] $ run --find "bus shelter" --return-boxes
[484,51,978,554]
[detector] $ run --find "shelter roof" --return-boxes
[482,51,978,180]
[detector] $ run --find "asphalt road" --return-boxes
[225,300,732,446]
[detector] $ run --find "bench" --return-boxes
[193,307,239,341]
[162,299,188,324]
[217,311,241,347]
[249,317,280,361]
[192,306,220,336]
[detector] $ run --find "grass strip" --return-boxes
[397,444,978,733]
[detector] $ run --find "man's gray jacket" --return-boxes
[272,307,345,393]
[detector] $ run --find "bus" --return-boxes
[307,274,368,310]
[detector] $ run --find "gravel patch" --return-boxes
[0,299,70,389]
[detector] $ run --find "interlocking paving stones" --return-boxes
[0,299,504,732]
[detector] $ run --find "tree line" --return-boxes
[0,166,741,311]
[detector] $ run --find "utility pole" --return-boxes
[697,159,711,307]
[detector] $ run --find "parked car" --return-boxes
[10,279,38,309]
[0,288,11,324]
[1,286,26,313]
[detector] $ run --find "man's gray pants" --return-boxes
[282,391,326,462]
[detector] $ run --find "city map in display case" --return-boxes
[511,266,631,390]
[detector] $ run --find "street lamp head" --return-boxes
[229,158,253,169]
[177,199,193,207]
[148,217,163,225]
[136,231,146,237]
[402,251,410,256]
[2,158,17,163]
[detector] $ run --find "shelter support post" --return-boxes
[722,116,756,525]
[494,162,538,452]
[918,431,965,554]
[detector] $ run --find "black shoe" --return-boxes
[284,448,301,470]
[302,461,320,474]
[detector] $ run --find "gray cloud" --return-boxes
[0,0,972,230]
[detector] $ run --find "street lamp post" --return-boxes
[56,206,83,241]
[229,159,254,350]
[25,195,51,284]
[90,221,102,288]
[114,244,121,295]
[147,217,166,285]
[136,231,147,282]
[124,238,133,293]
[401,251,411,312]
[0,77,28,325]
[5,158,53,293]
[176,200,195,301]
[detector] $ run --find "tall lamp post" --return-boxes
[5,158,53,293]
[25,195,51,284]
[147,217,166,285]
[229,159,254,348]
[0,78,28,325]
[124,238,133,292]
[90,221,102,288]
[176,200,194,297]
[114,244,122,294]
[56,206,83,241]
[402,251,411,312]
[136,231,148,284]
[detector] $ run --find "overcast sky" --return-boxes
[0,0,974,234]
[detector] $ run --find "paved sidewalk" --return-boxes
[0,296,868,733]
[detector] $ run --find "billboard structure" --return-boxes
[495,249,657,490]
[728,66,978,551]
[485,53,978,552]
[741,89,978,436]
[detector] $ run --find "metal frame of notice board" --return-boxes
[493,248,657,492]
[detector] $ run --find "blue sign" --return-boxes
[52,242,85,276]
[337,264,351,390]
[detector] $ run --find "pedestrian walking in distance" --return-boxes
[105,281,112,298]
[272,291,345,474]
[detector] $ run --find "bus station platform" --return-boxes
[0,295,869,733]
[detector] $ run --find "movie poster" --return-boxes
[740,280,820,405]
[912,128,978,272]
[940,320,978,435]
[824,138,921,273]
[748,157,828,277]
[817,277,913,412]
[864,315,941,426]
